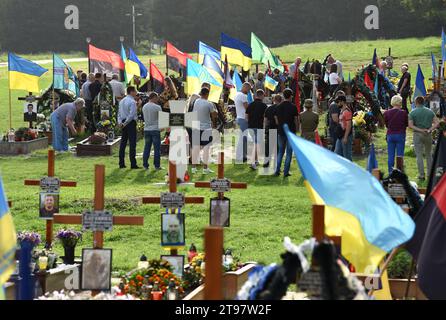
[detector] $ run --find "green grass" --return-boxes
[0,37,435,272]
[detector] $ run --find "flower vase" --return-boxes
[62,245,76,265]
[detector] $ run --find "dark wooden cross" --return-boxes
[142,161,204,255]
[24,149,77,247]
[53,164,144,249]
[195,152,248,202]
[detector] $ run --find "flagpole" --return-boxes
[52,53,56,112]
[8,76,12,131]
[165,42,169,76]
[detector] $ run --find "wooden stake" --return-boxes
[204,227,223,300]
[93,165,105,249]
[312,205,325,242]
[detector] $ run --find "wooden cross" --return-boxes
[195,152,248,201]
[53,165,144,249]
[142,161,204,255]
[18,93,42,129]
[204,226,224,300]
[24,149,77,247]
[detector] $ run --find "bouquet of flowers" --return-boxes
[88,132,107,145]
[17,231,42,247]
[183,253,205,290]
[123,259,185,298]
[56,229,82,247]
[14,127,38,141]
[96,120,112,133]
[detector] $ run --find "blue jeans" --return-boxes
[143,130,161,169]
[276,134,293,175]
[50,114,69,152]
[236,118,248,162]
[387,133,406,174]
[335,135,353,161]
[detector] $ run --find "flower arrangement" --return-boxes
[183,253,205,290]
[96,120,112,133]
[17,231,42,247]
[11,127,39,142]
[56,229,82,248]
[88,132,108,145]
[122,259,185,298]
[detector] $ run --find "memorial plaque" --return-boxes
[160,192,185,209]
[169,113,185,127]
[387,183,407,198]
[210,178,231,193]
[40,177,61,193]
[82,210,113,232]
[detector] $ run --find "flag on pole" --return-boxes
[251,32,283,72]
[221,33,252,72]
[186,59,223,103]
[150,62,165,94]
[53,53,79,96]
[166,41,193,74]
[441,28,446,78]
[265,75,279,92]
[0,176,16,295]
[223,55,235,89]
[413,64,427,101]
[202,54,224,83]
[372,49,378,66]
[198,41,221,64]
[374,75,379,97]
[229,68,243,101]
[89,44,125,81]
[8,53,48,93]
[121,44,140,82]
[128,48,148,79]
[431,52,437,80]
[284,125,415,273]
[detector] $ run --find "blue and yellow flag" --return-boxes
[203,54,224,83]
[221,33,252,72]
[121,44,140,82]
[186,59,223,103]
[0,176,16,296]
[229,69,253,103]
[53,53,79,97]
[128,48,148,79]
[8,53,47,93]
[199,41,221,65]
[265,75,279,92]
[284,125,415,273]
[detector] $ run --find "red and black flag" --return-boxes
[89,44,125,80]
[426,131,446,196]
[406,174,446,299]
[166,41,193,75]
[150,62,165,94]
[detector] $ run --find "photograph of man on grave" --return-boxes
[23,102,37,122]
[161,214,185,247]
[210,198,230,227]
[161,255,185,278]
[81,249,112,291]
[39,193,59,219]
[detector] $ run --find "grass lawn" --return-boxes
[0,37,436,273]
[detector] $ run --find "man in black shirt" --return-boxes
[263,94,283,168]
[398,64,411,112]
[87,73,103,133]
[274,89,299,177]
[246,89,268,170]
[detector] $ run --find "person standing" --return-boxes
[118,86,140,169]
[384,95,408,174]
[81,73,94,131]
[299,99,319,142]
[246,89,268,170]
[87,73,103,133]
[409,96,440,180]
[191,87,218,174]
[328,64,341,96]
[50,98,85,152]
[334,96,353,161]
[142,92,163,171]
[235,83,252,163]
[274,89,299,177]
[109,74,126,104]
[398,64,411,112]
[263,94,283,168]
[328,90,345,151]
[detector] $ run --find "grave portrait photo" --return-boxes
[81,248,112,291]
[161,213,185,247]
[210,198,230,227]
[39,192,59,220]
[23,102,37,122]
[161,255,185,278]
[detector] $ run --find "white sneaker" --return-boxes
[203,168,214,174]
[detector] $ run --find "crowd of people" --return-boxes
[48,55,445,181]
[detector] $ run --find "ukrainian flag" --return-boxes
[186,59,222,103]
[229,70,253,103]
[128,48,148,79]
[0,176,16,297]
[265,75,279,92]
[121,45,140,82]
[203,54,224,84]
[221,33,252,72]
[8,53,48,93]
[284,125,415,273]
[199,41,221,65]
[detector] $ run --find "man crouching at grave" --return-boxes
[50,98,85,152]
[118,86,141,169]
[191,87,218,174]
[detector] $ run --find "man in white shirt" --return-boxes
[118,86,141,169]
[235,82,252,163]
[191,87,218,174]
[142,92,163,171]
[109,74,126,104]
